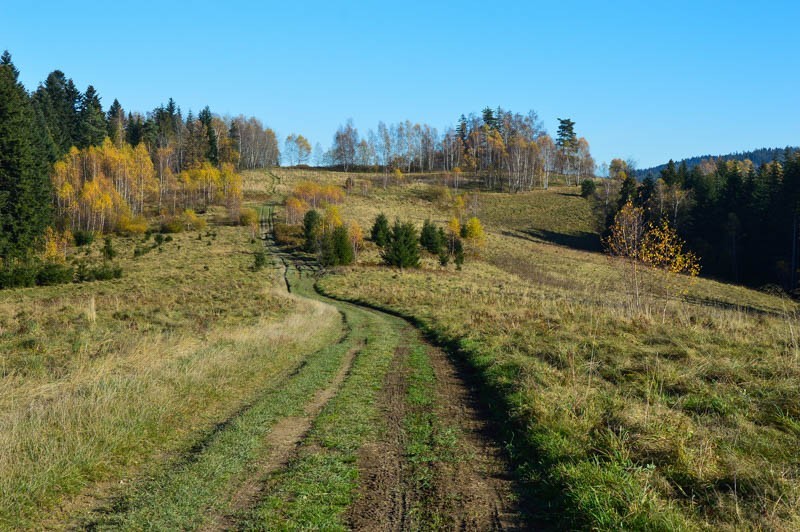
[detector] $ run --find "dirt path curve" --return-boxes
[261,207,527,530]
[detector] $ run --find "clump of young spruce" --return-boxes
[302,209,354,267]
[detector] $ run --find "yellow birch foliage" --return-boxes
[349,221,364,257]
[447,216,461,237]
[42,227,72,263]
[324,205,343,231]
[640,220,700,276]
[285,197,309,225]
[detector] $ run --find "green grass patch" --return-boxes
[242,277,402,530]
[87,308,349,529]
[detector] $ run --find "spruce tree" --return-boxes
[618,173,638,209]
[78,85,107,148]
[660,159,677,186]
[107,98,126,146]
[33,70,81,155]
[0,51,53,260]
[420,218,442,254]
[321,225,354,266]
[381,220,420,269]
[371,213,390,247]
[302,209,322,253]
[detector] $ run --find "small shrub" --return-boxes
[102,237,116,261]
[581,179,597,198]
[0,265,38,289]
[90,264,123,281]
[274,223,304,248]
[74,230,95,247]
[253,250,268,271]
[154,234,165,246]
[35,263,74,286]
[160,217,184,234]
[239,207,259,227]
[164,235,173,243]
[117,213,148,235]
[183,209,207,231]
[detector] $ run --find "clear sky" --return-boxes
[3,0,799,168]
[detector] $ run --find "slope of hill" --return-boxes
[267,168,800,529]
[638,146,798,179]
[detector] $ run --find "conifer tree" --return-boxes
[78,85,107,148]
[420,218,443,254]
[371,213,390,247]
[0,51,53,260]
[107,98,126,146]
[302,209,322,253]
[381,220,420,269]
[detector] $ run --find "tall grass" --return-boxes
[0,225,341,527]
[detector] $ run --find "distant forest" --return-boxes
[602,148,800,291]
[638,146,798,179]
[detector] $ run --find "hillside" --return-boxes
[638,146,798,179]
[1,166,798,529]
[271,168,800,529]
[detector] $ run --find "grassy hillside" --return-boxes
[0,209,343,527]
[269,167,800,529]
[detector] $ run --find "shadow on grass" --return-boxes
[509,228,602,253]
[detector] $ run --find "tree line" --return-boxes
[322,108,595,192]
[593,151,800,290]
[0,51,281,265]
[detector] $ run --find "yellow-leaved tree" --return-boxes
[604,201,646,310]
[348,221,364,259]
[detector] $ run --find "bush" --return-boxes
[274,223,304,248]
[160,217,184,234]
[73,230,95,247]
[90,264,123,281]
[117,213,148,235]
[76,261,122,282]
[102,237,116,261]
[154,234,165,246]
[581,179,597,198]
[239,207,259,227]
[183,209,207,231]
[253,250,267,271]
[35,263,75,286]
[0,265,38,289]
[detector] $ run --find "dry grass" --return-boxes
[257,168,800,528]
[0,219,341,527]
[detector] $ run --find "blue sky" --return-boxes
[3,0,799,168]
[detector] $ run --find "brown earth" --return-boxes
[348,331,525,531]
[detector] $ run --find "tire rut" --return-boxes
[204,341,362,531]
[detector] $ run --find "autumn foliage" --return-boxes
[51,139,244,233]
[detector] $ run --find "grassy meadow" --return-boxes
[268,167,800,529]
[0,207,343,527]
